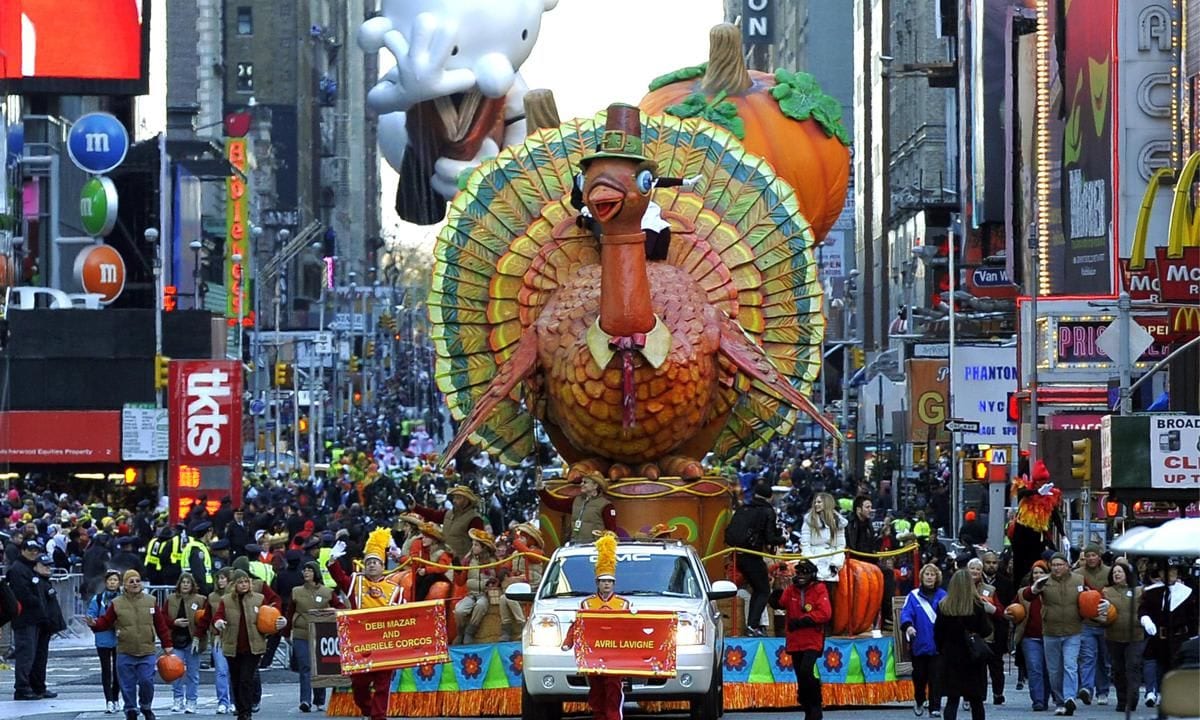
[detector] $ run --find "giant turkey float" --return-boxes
[325,7,914,716]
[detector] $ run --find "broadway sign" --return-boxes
[572,611,678,677]
[336,601,448,674]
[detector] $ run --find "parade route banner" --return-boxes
[573,611,677,677]
[336,600,449,674]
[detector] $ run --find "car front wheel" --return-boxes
[689,660,723,720]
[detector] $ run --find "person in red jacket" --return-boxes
[774,559,832,720]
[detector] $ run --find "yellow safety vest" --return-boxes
[144,538,163,570]
[168,535,185,565]
[248,560,276,586]
[316,548,336,588]
[186,540,213,586]
[913,520,931,538]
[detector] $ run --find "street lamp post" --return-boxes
[841,269,860,474]
[146,227,165,499]
[274,228,290,474]
[190,240,203,309]
[250,226,263,464]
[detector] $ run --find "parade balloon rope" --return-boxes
[703,543,920,563]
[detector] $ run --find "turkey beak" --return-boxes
[587,181,624,223]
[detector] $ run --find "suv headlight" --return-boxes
[528,613,563,648]
[676,612,705,647]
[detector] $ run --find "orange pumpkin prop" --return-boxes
[157,653,186,683]
[832,558,884,635]
[1102,600,1119,626]
[1005,603,1027,624]
[1078,589,1104,619]
[255,604,283,635]
[194,607,208,625]
[640,24,851,242]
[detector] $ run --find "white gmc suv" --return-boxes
[505,539,737,720]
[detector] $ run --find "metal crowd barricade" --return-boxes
[48,571,88,638]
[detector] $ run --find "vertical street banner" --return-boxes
[225,135,251,327]
[950,346,1018,445]
[906,359,950,443]
[1042,0,1115,294]
[336,601,449,674]
[168,360,243,522]
[572,611,678,677]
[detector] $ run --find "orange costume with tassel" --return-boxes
[562,532,629,720]
[327,528,402,720]
[1008,459,1064,584]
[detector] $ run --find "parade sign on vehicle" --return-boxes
[572,611,678,677]
[335,601,449,674]
[950,346,1017,444]
[168,360,243,522]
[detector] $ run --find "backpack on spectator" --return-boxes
[0,576,20,628]
[724,507,765,550]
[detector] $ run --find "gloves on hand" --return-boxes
[275,617,287,631]
[681,174,703,190]
[214,619,227,632]
[1038,482,1055,496]
[329,540,347,562]
[787,618,802,632]
[1141,616,1157,636]
[190,638,200,655]
[905,626,917,642]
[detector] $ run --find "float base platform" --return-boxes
[326,636,912,716]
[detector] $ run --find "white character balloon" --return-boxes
[358,0,559,225]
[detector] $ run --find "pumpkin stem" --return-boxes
[524,88,561,132]
[701,24,753,96]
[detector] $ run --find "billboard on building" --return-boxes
[1040,0,1116,294]
[0,0,150,94]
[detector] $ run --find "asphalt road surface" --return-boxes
[0,644,1165,720]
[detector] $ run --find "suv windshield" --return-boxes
[539,551,702,599]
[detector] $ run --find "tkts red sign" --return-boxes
[168,360,243,522]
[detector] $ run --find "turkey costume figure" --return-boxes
[434,103,839,482]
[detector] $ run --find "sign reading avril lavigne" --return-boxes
[573,611,677,677]
[335,601,448,674]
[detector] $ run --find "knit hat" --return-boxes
[122,569,141,584]
[1031,560,1049,573]
[594,531,618,581]
[363,527,392,562]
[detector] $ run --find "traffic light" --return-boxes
[163,285,177,312]
[154,355,171,390]
[298,415,308,433]
[274,362,292,388]
[970,457,989,481]
[1071,438,1093,487]
[366,340,376,358]
[851,346,865,369]
[349,355,360,373]
[380,313,397,333]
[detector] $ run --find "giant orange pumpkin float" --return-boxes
[832,558,884,635]
[640,23,851,242]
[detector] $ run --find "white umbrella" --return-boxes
[1110,517,1200,556]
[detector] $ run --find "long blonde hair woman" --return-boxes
[800,492,846,582]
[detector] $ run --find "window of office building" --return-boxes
[237,7,253,35]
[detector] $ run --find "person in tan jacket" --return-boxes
[163,572,207,713]
[1025,552,1102,716]
[1101,561,1144,712]
[212,570,286,720]
[288,561,342,712]
[86,569,175,720]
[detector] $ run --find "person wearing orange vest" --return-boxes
[326,528,402,720]
[562,532,629,720]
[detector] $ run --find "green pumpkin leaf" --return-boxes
[770,68,851,146]
[664,91,747,139]
[647,63,709,92]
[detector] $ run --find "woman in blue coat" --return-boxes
[87,569,122,714]
[901,564,947,717]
